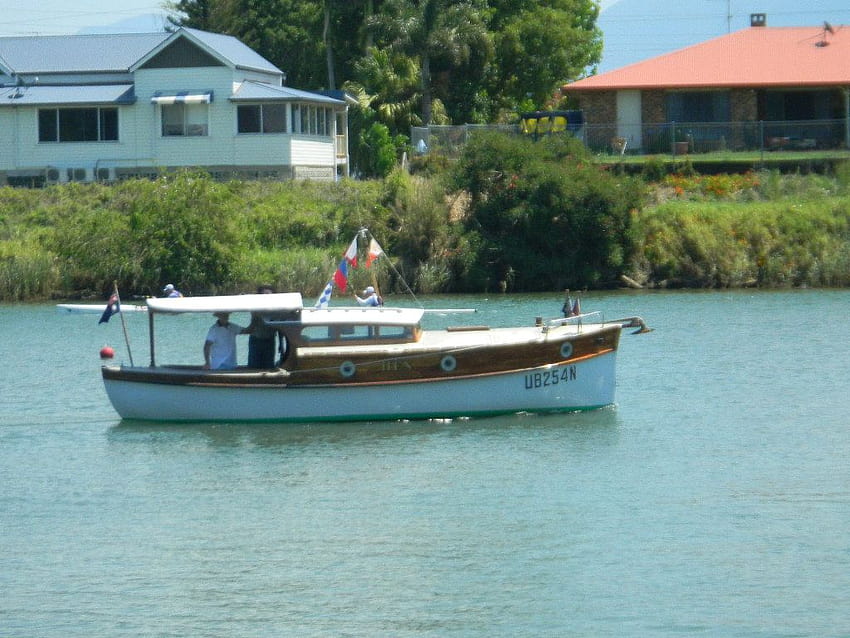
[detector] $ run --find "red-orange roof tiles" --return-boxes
[565,26,850,92]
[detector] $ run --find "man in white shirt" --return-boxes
[162,283,183,298]
[203,312,246,370]
[354,286,382,307]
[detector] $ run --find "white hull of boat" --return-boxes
[103,352,617,423]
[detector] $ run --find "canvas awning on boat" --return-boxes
[147,293,303,315]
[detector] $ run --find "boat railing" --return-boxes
[545,312,652,335]
[606,316,653,334]
[545,311,602,331]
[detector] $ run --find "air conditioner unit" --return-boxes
[96,167,111,181]
[46,168,60,182]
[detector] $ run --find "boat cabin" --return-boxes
[285,307,423,346]
[145,293,424,368]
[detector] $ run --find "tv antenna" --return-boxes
[816,21,835,47]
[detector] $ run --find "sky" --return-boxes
[0,0,848,74]
[0,1,171,36]
[596,0,850,71]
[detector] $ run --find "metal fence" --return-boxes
[411,124,517,157]
[412,119,850,158]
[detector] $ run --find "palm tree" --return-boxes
[368,0,491,125]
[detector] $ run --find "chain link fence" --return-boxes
[412,119,850,159]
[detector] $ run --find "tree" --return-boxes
[345,48,423,130]
[166,0,238,31]
[168,0,602,127]
[488,0,602,112]
[369,0,492,126]
[450,131,642,291]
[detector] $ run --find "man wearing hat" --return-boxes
[354,285,382,307]
[162,283,183,298]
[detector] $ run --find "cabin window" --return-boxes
[299,323,411,343]
[38,108,118,142]
[302,324,371,342]
[378,325,410,339]
[161,103,208,136]
[237,104,287,134]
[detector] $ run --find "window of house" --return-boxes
[291,104,332,136]
[38,107,118,142]
[666,92,730,123]
[292,104,301,133]
[237,104,287,133]
[161,103,208,136]
[318,107,326,136]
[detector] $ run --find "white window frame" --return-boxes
[160,103,209,137]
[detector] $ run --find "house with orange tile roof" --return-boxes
[562,14,850,154]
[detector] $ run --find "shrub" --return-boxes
[450,130,643,291]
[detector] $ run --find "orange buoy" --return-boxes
[100,345,115,359]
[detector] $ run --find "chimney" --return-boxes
[751,13,766,27]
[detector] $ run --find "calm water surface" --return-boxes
[2,290,849,636]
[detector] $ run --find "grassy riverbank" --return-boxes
[2,137,850,301]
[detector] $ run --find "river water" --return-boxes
[2,290,849,636]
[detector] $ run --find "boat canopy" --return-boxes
[147,293,304,315]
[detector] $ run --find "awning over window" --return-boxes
[150,91,213,105]
[0,84,135,106]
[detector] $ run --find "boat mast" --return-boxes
[148,309,156,366]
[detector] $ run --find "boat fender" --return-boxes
[339,361,356,378]
[440,355,457,372]
[559,342,573,359]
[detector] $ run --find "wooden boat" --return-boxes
[101,292,649,423]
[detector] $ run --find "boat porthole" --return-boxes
[339,361,356,378]
[560,342,573,359]
[440,355,457,373]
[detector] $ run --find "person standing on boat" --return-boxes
[354,286,383,307]
[247,286,277,369]
[162,283,183,298]
[203,312,247,370]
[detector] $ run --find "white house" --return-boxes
[0,28,349,186]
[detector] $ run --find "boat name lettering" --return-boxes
[381,359,412,372]
[524,366,576,389]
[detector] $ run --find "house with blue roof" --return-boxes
[0,28,350,186]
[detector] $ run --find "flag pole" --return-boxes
[114,281,134,367]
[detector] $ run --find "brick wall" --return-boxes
[575,91,616,125]
[641,90,666,124]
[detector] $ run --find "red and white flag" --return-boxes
[343,236,358,267]
[366,238,384,268]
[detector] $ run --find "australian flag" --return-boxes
[99,292,120,324]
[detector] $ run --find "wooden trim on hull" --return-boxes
[101,325,620,389]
